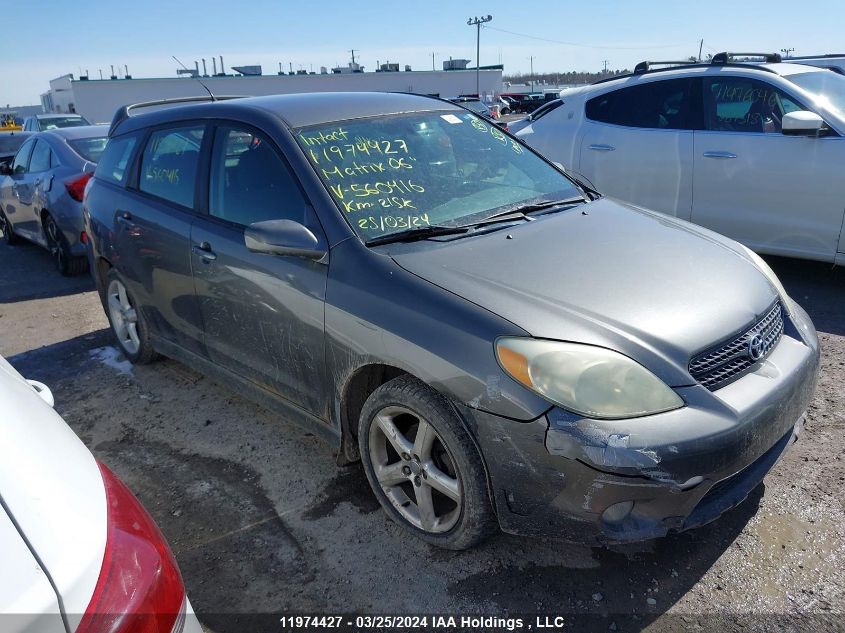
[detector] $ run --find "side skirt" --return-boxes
[151,336,341,452]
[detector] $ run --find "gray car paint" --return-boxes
[0,126,107,256]
[84,92,820,542]
[389,198,780,387]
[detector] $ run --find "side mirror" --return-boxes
[782,111,827,136]
[244,219,326,260]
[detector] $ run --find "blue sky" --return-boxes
[4,0,844,105]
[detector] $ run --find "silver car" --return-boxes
[0,126,107,275]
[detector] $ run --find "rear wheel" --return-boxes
[359,375,496,550]
[0,208,20,245]
[44,214,86,276]
[103,269,158,364]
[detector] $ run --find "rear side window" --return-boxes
[95,133,140,185]
[28,140,52,173]
[208,125,309,226]
[586,79,694,129]
[139,126,205,207]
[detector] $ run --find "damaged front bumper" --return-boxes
[465,304,820,543]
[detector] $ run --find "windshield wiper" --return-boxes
[465,197,587,227]
[513,196,588,216]
[365,224,470,246]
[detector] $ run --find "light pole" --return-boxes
[467,15,492,97]
[529,55,534,93]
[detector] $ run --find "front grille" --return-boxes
[689,302,784,391]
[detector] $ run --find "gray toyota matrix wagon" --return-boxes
[83,92,819,549]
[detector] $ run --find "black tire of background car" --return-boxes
[102,268,159,364]
[0,208,21,245]
[358,375,497,550]
[44,215,87,276]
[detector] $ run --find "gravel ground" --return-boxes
[1,240,843,632]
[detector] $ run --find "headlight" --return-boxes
[496,338,684,419]
[738,244,793,316]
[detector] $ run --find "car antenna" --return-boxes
[172,55,216,101]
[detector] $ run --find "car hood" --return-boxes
[390,198,779,386]
[0,355,106,625]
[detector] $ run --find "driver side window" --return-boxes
[208,125,310,227]
[703,77,804,134]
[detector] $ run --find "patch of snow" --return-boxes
[89,346,133,375]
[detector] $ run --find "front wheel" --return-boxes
[358,375,496,550]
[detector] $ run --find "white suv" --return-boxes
[516,53,845,265]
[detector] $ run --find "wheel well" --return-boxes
[95,256,112,295]
[39,208,50,227]
[339,364,407,464]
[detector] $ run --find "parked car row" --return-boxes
[0,49,836,630]
[0,59,829,557]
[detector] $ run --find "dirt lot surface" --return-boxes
[1,240,843,632]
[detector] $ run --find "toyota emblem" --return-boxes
[747,334,765,361]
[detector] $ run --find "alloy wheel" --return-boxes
[0,210,10,242]
[107,279,141,355]
[45,217,67,272]
[368,405,462,533]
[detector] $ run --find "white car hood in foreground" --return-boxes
[0,355,106,632]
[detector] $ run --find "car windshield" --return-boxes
[786,70,845,116]
[296,110,580,241]
[68,137,108,162]
[39,116,89,130]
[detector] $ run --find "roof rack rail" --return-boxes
[634,60,696,74]
[787,53,845,60]
[109,95,244,136]
[711,52,782,64]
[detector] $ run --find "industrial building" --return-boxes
[40,60,504,124]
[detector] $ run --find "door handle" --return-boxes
[702,151,737,159]
[115,210,136,227]
[192,242,217,261]
[587,144,616,152]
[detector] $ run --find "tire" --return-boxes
[44,214,87,276]
[101,268,158,364]
[0,208,21,245]
[358,375,496,550]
